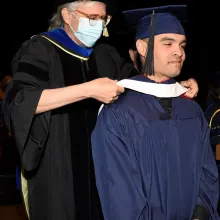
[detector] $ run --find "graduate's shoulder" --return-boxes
[98,89,143,130]
[176,96,205,118]
[178,96,201,108]
[99,98,129,123]
[96,102,126,136]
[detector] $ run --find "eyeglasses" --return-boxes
[74,9,111,26]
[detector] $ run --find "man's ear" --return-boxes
[61,8,71,25]
[129,49,137,62]
[136,39,148,57]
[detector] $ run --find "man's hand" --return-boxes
[180,78,198,98]
[87,77,125,104]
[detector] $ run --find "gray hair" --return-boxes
[48,1,99,31]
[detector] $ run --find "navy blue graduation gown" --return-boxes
[91,75,219,219]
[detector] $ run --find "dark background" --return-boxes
[0,1,218,215]
[0,0,219,108]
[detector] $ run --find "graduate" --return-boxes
[91,5,220,220]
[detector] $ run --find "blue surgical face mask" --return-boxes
[70,13,104,47]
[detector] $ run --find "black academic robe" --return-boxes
[91,43,138,80]
[2,28,136,220]
[204,100,220,147]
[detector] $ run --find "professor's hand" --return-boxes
[88,78,124,104]
[180,78,198,98]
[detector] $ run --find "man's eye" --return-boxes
[89,16,98,20]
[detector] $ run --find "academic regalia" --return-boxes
[204,87,220,214]
[92,43,139,80]
[204,100,220,212]
[205,100,220,148]
[2,28,106,220]
[2,25,138,219]
[91,75,220,220]
[204,71,220,161]
[91,4,220,220]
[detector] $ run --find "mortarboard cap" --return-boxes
[122,5,188,75]
[122,5,188,40]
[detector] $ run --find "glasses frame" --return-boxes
[74,9,110,26]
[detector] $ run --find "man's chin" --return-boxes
[167,71,181,78]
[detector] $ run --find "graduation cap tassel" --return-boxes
[143,10,155,76]
[103,16,111,37]
[103,24,109,37]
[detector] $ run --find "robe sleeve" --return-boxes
[2,37,52,172]
[91,105,146,220]
[93,43,138,80]
[195,113,220,219]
